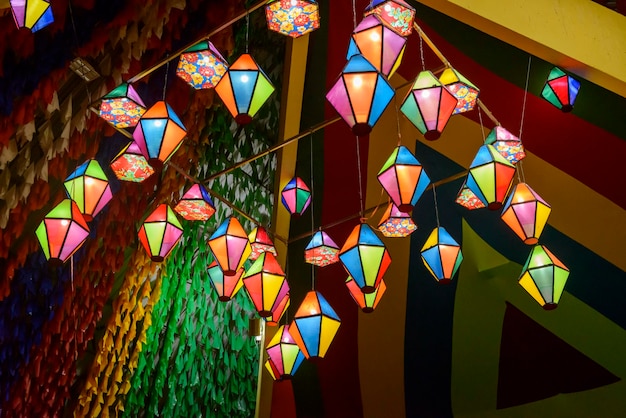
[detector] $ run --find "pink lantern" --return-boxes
[248,226,277,261]
[138,204,184,262]
[208,217,252,276]
[174,184,216,221]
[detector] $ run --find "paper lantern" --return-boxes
[541,67,580,112]
[110,141,155,183]
[215,53,275,125]
[265,293,290,327]
[519,245,569,310]
[265,0,320,38]
[466,144,516,210]
[289,291,341,359]
[345,276,386,313]
[174,184,216,221]
[248,226,277,261]
[326,54,395,136]
[208,217,252,276]
[10,0,53,32]
[339,223,391,293]
[207,260,244,302]
[138,204,184,262]
[377,145,430,212]
[99,83,147,128]
[347,14,407,78]
[133,101,187,169]
[377,202,416,238]
[281,177,311,217]
[420,226,463,284]
[242,252,290,318]
[439,67,480,114]
[485,126,526,165]
[501,183,551,245]
[64,159,113,222]
[265,325,305,381]
[176,40,228,89]
[304,230,340,267]
[401,70,457,141]
[35,199,90,267]
[455,179,486,210]
[364,0,415,37]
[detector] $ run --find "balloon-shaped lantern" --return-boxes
[289,291,341,359]
[242,252,290,318]
[208,217,252,276]
[174,184,216,221]
[207,261,244,302]
[377,145,430,212]
[64,159,113,221]
[138,204,184,262]
[265,325,306,381]
[420,226,463,284]
[466,144,516,210]
[519,245,570,310]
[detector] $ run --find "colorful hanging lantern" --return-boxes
[63,159,113,222]
[110,141,155,183]
[401,70,457,141]
[326,54,395,136]
[248,226,277,261]
[519,245,570,310]
[364,0,415,37]
[215,53,275,125]
[176,40,229,89]
[339,223,392,294]
[347,14,407,78]
[137,204,184,262]
[35,199,90,267]
[174,184,216,221]
[455,179,486,210]
[289,290,341,359]
[466,144,517,210]
[207,260,244,302]
[265,0,320,38]
[242,252,290,318]
[501,183,551,245]
[345,276,386,313]
[99,83,147,128]
[133,101,186,169]
[439,67,480,114]
[265,325,306,381]
[10,0,53,32]
[377,145,431,212]
[421,226,463,284]
[304,230,340,267]
[208,216,252,276]
[485,126,526,165]
[266,293,290,327]
[541,67,581,112]
[377,202,417,238]
[281,177,311,217]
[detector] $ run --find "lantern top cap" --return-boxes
[343,54,379,74]
[229,53,262,71]
[439,67,479,90]
[341,222,385,252]
[183,39,226,59]
[485,126,519,144]
[66,159,107,181]
[296,290,340,320]
[524,245,569,271]
[306,230,339,250]
[181,183,214,203]
[102,82,146,106]
[471,144,515,168]
[144,203,182,227]
[411,70,444,89]
[547,66,568,80]
[213,216,248,237]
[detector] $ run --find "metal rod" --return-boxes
[414,23,452,68]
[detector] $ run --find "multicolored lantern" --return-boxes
[484,126,526,165]
[63,159,113,222]
[10,0,53,32]
[438,67,480,114]
[377,145,431,212]
[176,40,229,89]
[364,0,415,37]
[265,293,290,327]
[133,101,187,168]
[420,226,463,284]
[345,276,386,313]
[339,223,392,293]
[347,14,407,78]
[326,54,395,136]
[281,177,311,217]
[265,0,320,38]
[377,202,416,238]
[541,67,581,112]
[264,325,306,381]
[401,70,457,141]
[208,217,252,276]
[501,183,551,245]
[215,53,275,125]
[519,245,570,310]
[289,290,341,359]
[35,199,90,267]
[304,230,340,267]
[110,141,155,183]
[173,184,216,221]
[248,226,277,261]
[242,252,290,318]
[207,260,244,302]
[138,204,184,262]
[99,82,147,128]
[466,144,517,210]
[455,179,486,210]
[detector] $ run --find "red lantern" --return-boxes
[248,226,277,261]
[345,276,386,313]
[242,252,290,318]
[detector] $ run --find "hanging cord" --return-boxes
[352,0,357,29]
[246,11,250,53]
[433,185,441,228]
[355,136,365,219]
[394,96,402,146]
[517,55,532,184]
[419,31,426,71]
[162,58,170,101]
[477,106,487,144]
[309,134,316,291]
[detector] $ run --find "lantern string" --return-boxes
[162,57,169,101]
[246,11,250,53]
[477,106,486,144]
[355,136,365,219]
[517,55,532,184]
[309,133,316,291]
[419,31,426,71]
[433,185,440,227]
[394,96,402,146]
[352,0,357,29]
[367,188,387,224]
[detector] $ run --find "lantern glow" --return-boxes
[64,159,113,222]
[208,217,252,276]
[10,0,54,32]
[265,325,305,381]
[174,184,216,221]
[248,226,277,261]
[207,261,244,302]
[519,245,570,310]
[439,67,480,114]
[501,183,551,245]
[281,177,311,217]
[99,83,147,128]
[242,252,290,318]
[304,230,340,267]
[364,0,415,37]
[346,276,386,313]
[420,226,463,284]
[289,291,341,359]
[265,0,320,38]
[466,144,517,210]
[541,67,580,112]
[137,204,184,262]
[176,40,228,89]
[377,202,416,238]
